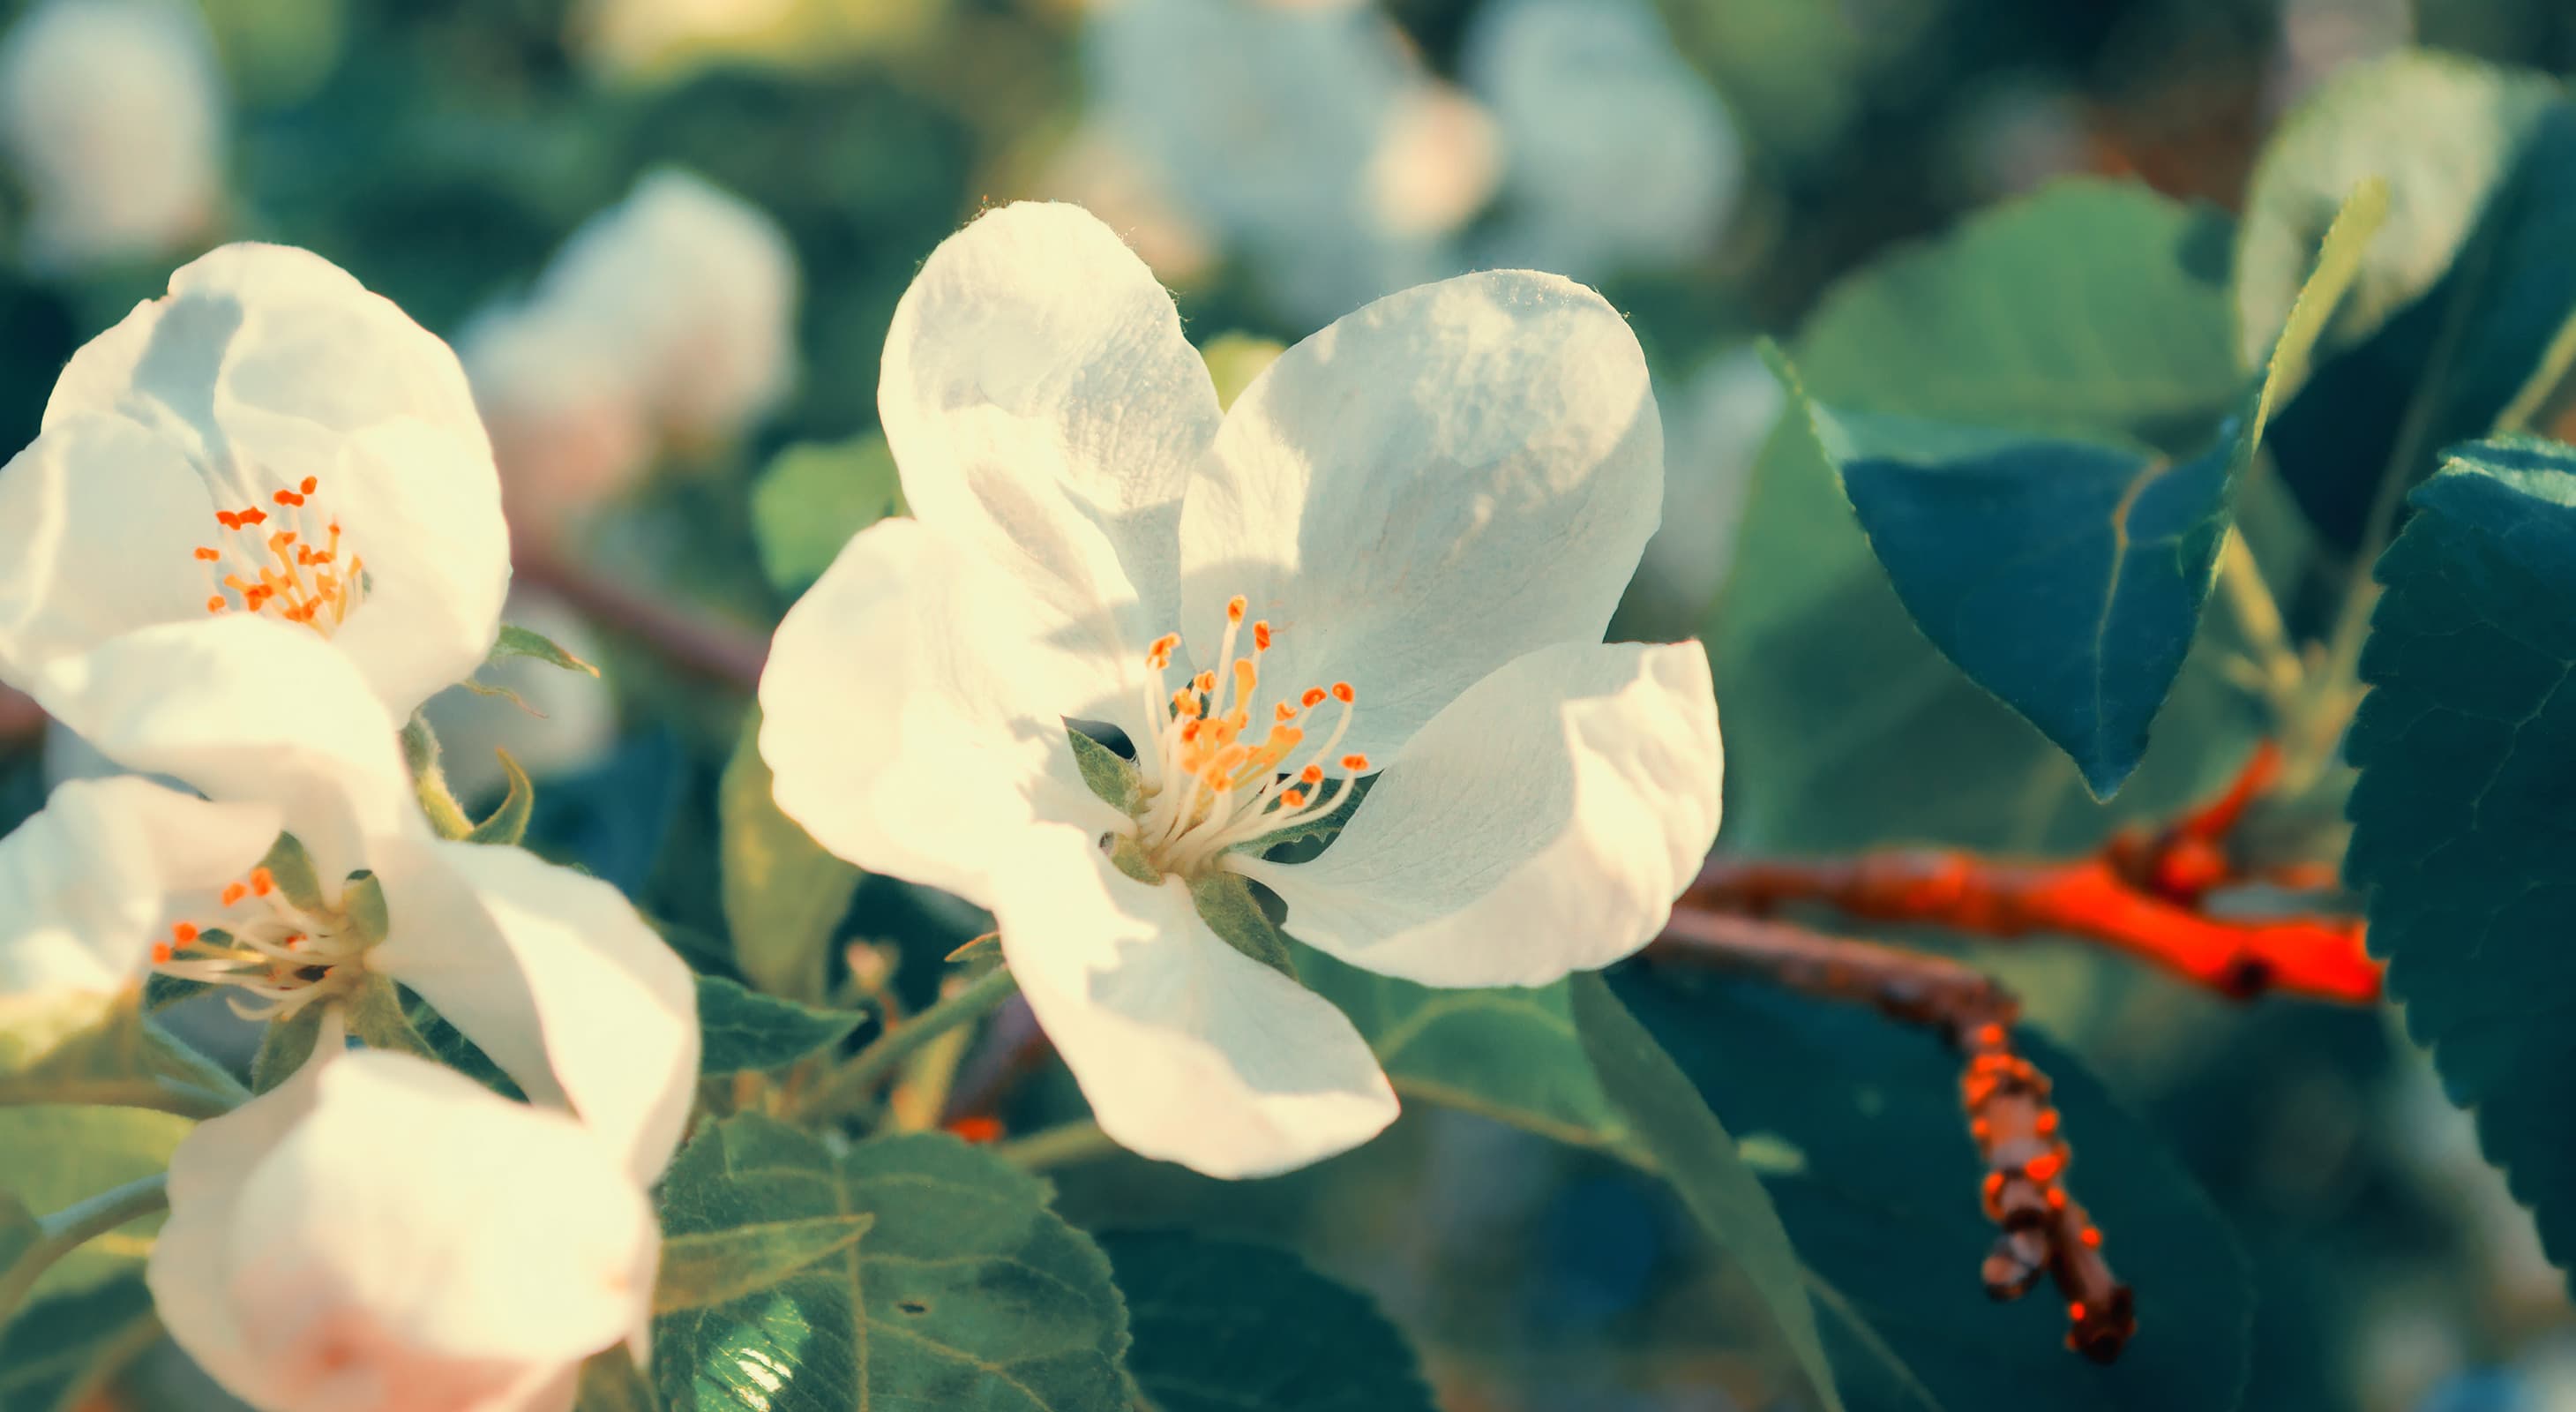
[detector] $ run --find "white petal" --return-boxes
[150,1027,338,1412]
[760,517,1127,907]
[221,1051,652,1410]
[990,823,1397,1179]
[40,241,509,717]
[0,417,232,688]
[1180,269,1662,763]
[0,777,277,994]
[1234,642,1721,988]
[24,616,411,889]
[368,839,700,1183]
[880,200,1218,650]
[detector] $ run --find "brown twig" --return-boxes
[1652,909,2138,1362]
[515,552,768,692]
[1688,744,2379,1005]
[0,687,43,742]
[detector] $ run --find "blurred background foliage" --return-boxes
[1,0,2571,1408]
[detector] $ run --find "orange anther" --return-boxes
[193,546,220,561]
[1280,788,1307,808]
[205,596,226,613]
[272,490,298,506]
[215,510,240,530]
[241,508,266,525]
[220,882,248,906]
[1253,621,1272,650]
[1299,764,1324,785]
[1226,596,1247,623]
[150,943,172,965]
[1301,687,1327,709]
[299,476,318,494]
[1340,754,1369,772]
[1330,682,1354,703]
[249,867,274,898]
[1195,672,1216,694]
[171,922,198,945]
[1274,702,1298,722]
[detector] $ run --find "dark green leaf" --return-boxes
[464,748,536,846]
[656,1214,876,1314]
[1569,974,1845,1412]
[720,710,862,1003]
[575,1347,663,1412]
[1786,181,2379,796]
[751,434,907,598]
[2238,51,2576,549]
[2345,435,2576,1288]
[653,1116,1129,1411]
[1297,950,1636,1156]
[1102,1229,1434,1412]
[491,621,602,677]
[0,1273,159,1412]
[1613,968,2252,1411]
[694,975,867,1077]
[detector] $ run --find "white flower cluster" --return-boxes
[0,246,698,1408]
[0,197,1725,1404]
[1066,0,1739,319]
[461,169,799,545]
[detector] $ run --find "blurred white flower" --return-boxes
[0,0,225,273]
[0,243,509,725]
[421,590,618,804]
[465,169,798,542]
[1082,0,1495,323]
[570,0,796,75]
[28,614,699,1184]
[761,203,1721,1178]
[1463,0,1741,280]
[150,1033,657,1412]
[1034,124,1218,286]
[1636,346,1782,623]
[0,777,274,996]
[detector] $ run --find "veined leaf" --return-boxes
[693,975,867,1077]
[651,1117,1129,1410]
[655,1214,875,1314]
[2344,435,2576,1289]
[720,710,861,1003]
[751,434,907,599]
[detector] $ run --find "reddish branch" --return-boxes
[1686,744,2380,1005]
[1652,910,2138,1362]
[516,552,768,692]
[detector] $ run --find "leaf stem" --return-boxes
[804,963,1019,1122]
[0,1076,239,1121]
[0,1173,170,1328]
[994,1118,1117,1172]
[2213,528,2303,722]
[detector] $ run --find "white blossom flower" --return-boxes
[1463,0,1741,281]
[0,243,508,726]
[760,203,1723,1178]
[0,776,274,997]
[463,169,798,539]
[0,0,225,273]
[26,613,699,1184]
[149,1027,657,1412]
[419,589,618,803]
[1082,0,1496,323]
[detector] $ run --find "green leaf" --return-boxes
[655,1213,875,1314]
[0,987,245,1117]
[1101,1229,1434,1412]
[0,1193,36,1275]
[1613,969,2252,1411]
[694,975,867,1077]
[1568,974,1845,1412]
[0,1108,189,1299]
[652,1117,1130,1411]
[751,434,907,597]
[575,1348,663,1412]
[1711,204,2268,852]
[1199,333,1284,410]
[2345,435,2576,1288]
[464,748,535,846]
[491,621,602,677]
[1297,950,1636,1156]
[0,1273,159,1412]
[1066,725,1145,815]
[2236,50,2576,549]
[1187,872,1298,980]
[1782,181,2380,797]
[720,710,862,1003]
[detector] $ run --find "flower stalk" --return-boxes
[0,1172,171,1328]
[804,960,1019,1122]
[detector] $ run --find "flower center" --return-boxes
[1126,596,1370,877]
[192,476,366,635]
[150,865,367,1021]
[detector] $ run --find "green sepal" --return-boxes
[250,1006,326,1094]
[1066,724,1145,815]
[490,621,600,677]
[1187,872,1298,981]
[463,748,535,846]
